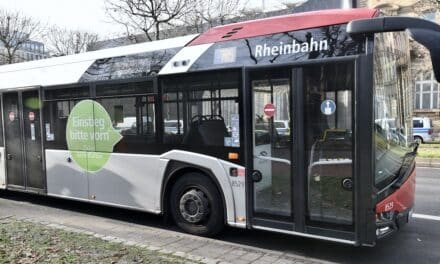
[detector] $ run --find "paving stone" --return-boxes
[228,258,252,264]
[191,247,225,259]
[251,260,274,264]
[273,259,297,264]
[239,252,264,262]
[228,248,249,257]
[258,254,281,263]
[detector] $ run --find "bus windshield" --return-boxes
[373,31,414,189]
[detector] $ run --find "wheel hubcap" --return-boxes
[179,189,209,224]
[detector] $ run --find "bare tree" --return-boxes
[0,9,43,64]
[45,26,99,56]
[105,0,188,41]
[184,0,249,32]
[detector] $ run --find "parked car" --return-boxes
[274,120,290,136]
[413,117,435,143]
[164,120,184,134]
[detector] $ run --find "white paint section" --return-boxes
[46,150,89,200]
[413,213,440,221]
[1,60,95,90]
[219,160,247,227]
[158,43,213,75]
[0,34,198,90]
[0,147,5,189]
[88,152,164,213]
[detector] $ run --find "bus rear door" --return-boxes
[3,89,45,192]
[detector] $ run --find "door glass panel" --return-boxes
[22,91,44,189]
[3,93,24,187]
[303,62,354,230]
[252,75,292,217]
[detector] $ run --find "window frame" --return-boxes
[41,77,159,152]
[415,71,439,110]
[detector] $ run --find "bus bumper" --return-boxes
[375,207,413,239]
[375,166,416,240]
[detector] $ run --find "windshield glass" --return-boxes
[373,31,414,189]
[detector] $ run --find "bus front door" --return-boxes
[3,90,45,192]
[250,63,355,242]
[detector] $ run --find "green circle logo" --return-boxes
[66,100,122,172]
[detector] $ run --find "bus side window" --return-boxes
[43,100,77,149]
[43,85,90,150]
[162,71,240,148]
[95,81,157,153]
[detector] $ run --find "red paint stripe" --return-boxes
[189,9,378,46]
[376,167,416,214]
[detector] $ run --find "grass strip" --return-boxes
[0,219,198,264]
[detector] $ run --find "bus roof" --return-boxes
[0,8,378,90]
[0,34,197,89]
[189,8,378,46]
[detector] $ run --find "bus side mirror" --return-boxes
[407,28,440,82]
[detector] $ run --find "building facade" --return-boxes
[0,40,48,64]
[359,0,440,121]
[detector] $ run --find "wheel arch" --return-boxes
[161,160,229,224]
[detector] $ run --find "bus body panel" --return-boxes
[46,149,89,200]
[88,153,164,212]
[0,147,5,189]
[46,148,246,227]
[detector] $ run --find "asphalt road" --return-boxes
[0,167,439,263]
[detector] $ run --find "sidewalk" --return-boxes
[0,193,325,264]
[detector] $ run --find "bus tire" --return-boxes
[170,172,224,237]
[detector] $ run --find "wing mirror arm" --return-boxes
[347,16,440,82]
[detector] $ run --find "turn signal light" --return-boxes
[228,152,239,160]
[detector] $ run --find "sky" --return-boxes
[0,0,296,37]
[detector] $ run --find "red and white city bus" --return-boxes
[0,8,439,246]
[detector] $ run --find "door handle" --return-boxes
[7,154,12,160]
[37,155,42,162]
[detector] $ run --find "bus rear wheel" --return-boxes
[170,172,224,236]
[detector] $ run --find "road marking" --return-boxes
[413,213,440,221]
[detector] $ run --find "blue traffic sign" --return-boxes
[321,99,336,116]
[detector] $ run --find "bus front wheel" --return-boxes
[170,172,224,237]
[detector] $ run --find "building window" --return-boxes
[162,71,240,148]
[415,72,439,109]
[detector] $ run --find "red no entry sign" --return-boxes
[264,103,276,117]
